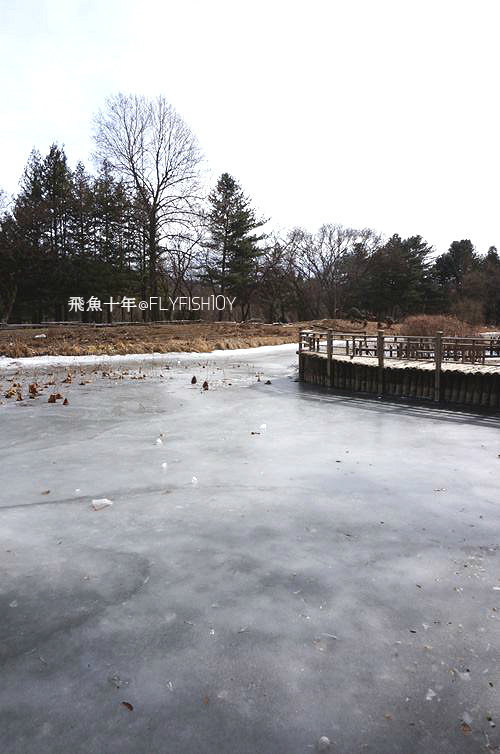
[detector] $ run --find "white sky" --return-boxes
[1,0,499,255]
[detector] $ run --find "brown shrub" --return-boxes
[400,315,478,337]
[450,299,485,327]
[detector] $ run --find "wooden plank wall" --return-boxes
[299,352,500,410]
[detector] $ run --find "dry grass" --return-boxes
[306,318,400,334]
[399,315,478,337]
[2,317,462,359]
[0,322,301,359]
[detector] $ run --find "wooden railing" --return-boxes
[299,329,500,364]
[299,329,500,402]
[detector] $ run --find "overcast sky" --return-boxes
[1,0,499,255]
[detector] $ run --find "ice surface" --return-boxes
[1,343,500,753]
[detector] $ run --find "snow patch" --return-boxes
[0,342,298,371]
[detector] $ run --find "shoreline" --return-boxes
[0,342,299,371]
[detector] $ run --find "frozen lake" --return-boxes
[1,344,499,753]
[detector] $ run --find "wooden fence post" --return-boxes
[326,329,333,385]
[434,330,443,402]
[377,329,384,395]
[298,330,304,380]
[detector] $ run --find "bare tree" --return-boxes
[287,224,381,318]
[283,228,322,319]
[93,93,204,316]
[258,234,304,322]
[159,229,204,317]
[313,224,381,316]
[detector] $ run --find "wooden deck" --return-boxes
[298,329,500,410]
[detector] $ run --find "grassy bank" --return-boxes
[0,322,301,358]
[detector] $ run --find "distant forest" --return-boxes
[1,93,499,325]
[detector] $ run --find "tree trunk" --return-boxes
[0,279,17,324]
[218,242,227,322]
[148,216,158,322]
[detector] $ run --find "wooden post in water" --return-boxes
[434,330,443,402]
[298,330,304,381]
[326,329,333,385]
[377,329,384,395]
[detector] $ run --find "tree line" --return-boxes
[1,93,498,325]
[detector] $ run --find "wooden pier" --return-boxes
[298,329,500,410]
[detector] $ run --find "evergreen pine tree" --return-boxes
[205,173,266,320]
